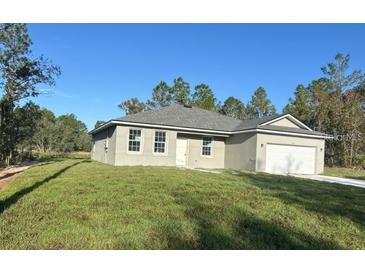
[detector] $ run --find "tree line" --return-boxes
[119,54,365,167]
[118,78,277,120]
[12,102,90,158]
[283,54,365,167]
[0,24,90,166]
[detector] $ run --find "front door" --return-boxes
[176,138,187,166]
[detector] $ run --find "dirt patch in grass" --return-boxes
[0,161,37,190]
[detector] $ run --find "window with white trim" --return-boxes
[202,136,213,156]
[154,131,166,153]
[128,129,142,152]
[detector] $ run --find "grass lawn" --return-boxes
[324,167,365,180]
[1,158,365,249]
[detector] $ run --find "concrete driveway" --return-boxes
[292,174,365,189]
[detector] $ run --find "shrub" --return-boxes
[33,151,90,162]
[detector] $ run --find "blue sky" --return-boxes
[27,24,365,130]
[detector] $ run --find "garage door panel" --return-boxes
[266,144,316,175]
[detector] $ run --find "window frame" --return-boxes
[127,128,143,154]
[153,130,168,156]
[201,136,214,158]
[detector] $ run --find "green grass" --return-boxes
[1,158,365,249]
[324,167,365,180]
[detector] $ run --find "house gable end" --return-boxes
[259,114,312,131]
[266,117,301,128]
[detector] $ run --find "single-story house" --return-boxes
[89,104,327,175]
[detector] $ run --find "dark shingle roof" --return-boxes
[115,104,244,132]
[103,104,322,136]
[233,114,282,131]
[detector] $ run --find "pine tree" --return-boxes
[246,87,276,118]
[220,96,246,119]
[191,84,217,111]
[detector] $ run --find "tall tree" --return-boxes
[0,23,60,165]
[118,97,146,115]
[191,84,217,111]
[320,53,365,93]
[52,114,90,152]
[314,54,365,166]
[340,89,365,166]
[283,85,313,126]
[246,87,276,118]
[94,120,106,129]
[33,108,56,152]
[13,102,42,155]
[220,96,246,119]
[146,81,172,108]
[170,77,190,104]
[284,53,365,167]
[118,78,190,115]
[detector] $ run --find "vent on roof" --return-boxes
[183,104,192,108]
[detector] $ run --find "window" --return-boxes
[154,131,166,154]
[128,129,142,152]
[202,137,213,156]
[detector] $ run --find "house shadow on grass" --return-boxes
[238,172,365,227]
[162,194,342,250]
[0,160,83,215]
[35,158,78,167]
[0,170,24,180]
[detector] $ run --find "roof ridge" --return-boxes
[117,103,245,122]
[115,105,165,119]
[186,104,244,122]
[118,103,283,124]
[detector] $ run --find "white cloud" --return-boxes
[39,89,78,99]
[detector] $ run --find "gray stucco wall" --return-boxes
[224,132,257,171]
[114,125,177,166]
[91,125,116,165]
[91,124,325,174]
[255,133,325,174]
[178,133,225,169]
[91,130,106,163]
[92,125,226,169]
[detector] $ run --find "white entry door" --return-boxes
[176,139,187,166]
[265,144,316,175]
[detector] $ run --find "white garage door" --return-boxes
[265,144,316,175]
